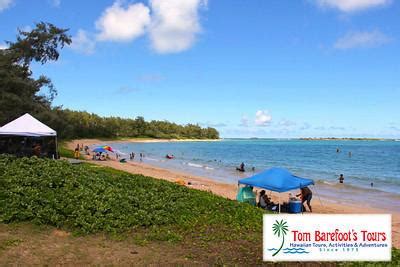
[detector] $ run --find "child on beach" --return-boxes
[74,148,80,159]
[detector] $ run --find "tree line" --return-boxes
[0,22,219,140]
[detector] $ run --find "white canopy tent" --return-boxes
[0,113,56,137]
[0,113,58,158]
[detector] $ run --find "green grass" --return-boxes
[58,143,75,158]
[58,142,85,159]
[0,238,23,252]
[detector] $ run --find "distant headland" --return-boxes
[299,137,396,141]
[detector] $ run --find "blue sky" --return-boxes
[0,0,399,138]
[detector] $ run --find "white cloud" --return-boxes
[96,1,151,42]
[255,110,272,126]
[278,119,296,128]
[50,0,61,7]
[0,43,8,49]
[314,126,326,131]
[19,25,32,33]
[0,0,13,12]
[329,126,346,130]
[149,0,207,53]
[334,30,391,49]
[239,116,249,127]
[70,29,96,55]
[315,0,391,12]
[299,123,311,130]
[91,0,208,54]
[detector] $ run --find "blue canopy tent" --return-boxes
[238,167,314,213]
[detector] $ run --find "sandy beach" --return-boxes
[67,139,400,248]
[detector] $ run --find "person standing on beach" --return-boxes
[297,187,312,212]
[300,187,313,212]
[338,174,344,184]
[74,148,80,159]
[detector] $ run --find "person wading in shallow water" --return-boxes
[236,162,245,172]
[339,174,345,184]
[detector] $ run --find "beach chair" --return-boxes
[236,186,256,206]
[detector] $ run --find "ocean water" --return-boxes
[108,139,400,211]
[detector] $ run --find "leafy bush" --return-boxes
[0,156,262,235]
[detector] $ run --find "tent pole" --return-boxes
[312,185,324,209]
[55,136,59,160]
[278,193,281,214]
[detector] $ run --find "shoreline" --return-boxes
[66,139,400,248]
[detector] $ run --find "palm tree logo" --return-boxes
[272,219,288,256]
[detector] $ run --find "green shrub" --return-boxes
[0,155,262,235]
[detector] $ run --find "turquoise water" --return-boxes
[108,139,400,210]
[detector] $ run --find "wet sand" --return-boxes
[67,139,400,248]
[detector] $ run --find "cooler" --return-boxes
[289,200,302,213]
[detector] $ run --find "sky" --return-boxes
[0,0,399,138]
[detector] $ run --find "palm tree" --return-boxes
[272,219,288,256]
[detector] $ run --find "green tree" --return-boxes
[0,22,71,125]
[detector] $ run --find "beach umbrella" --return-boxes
[102,145,114,152]
[93,147,107,153]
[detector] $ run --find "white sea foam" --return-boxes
[145,157,159,162]
[188,162,203,168]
